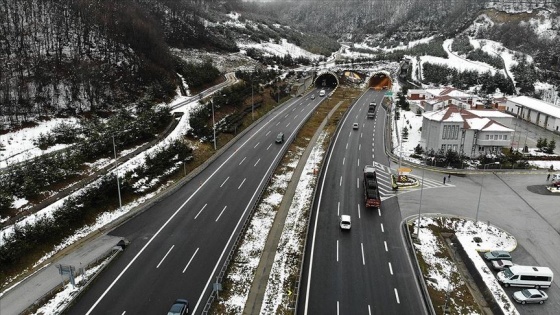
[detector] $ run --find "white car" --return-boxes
[319,89,326,97]
[513,289,548,304]
[353,123,359,130]
[340,215,351,230]
[492,260,514,270]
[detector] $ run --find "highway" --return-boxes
[298,89,427,314]
[68,89,328,315]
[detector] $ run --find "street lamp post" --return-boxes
[416,168,425,237]
[251,71,254,121]
[112,136,122,208]
[211,101,216,150]
[475,175,484,224]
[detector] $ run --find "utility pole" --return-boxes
[112,136,122,208]
[211,101,216,150]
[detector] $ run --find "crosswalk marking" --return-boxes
[365,162,454,200]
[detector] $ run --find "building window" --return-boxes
[453,144,458,151]
[504,135,507,140]
[442,144,446,151]
[485,135,489,140]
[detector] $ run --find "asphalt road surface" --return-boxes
[298,89,427,315]
[68,89,328,315]
[398,171,560,315]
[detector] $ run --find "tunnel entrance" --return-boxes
[314,72,339,88]
[369,73,392,90]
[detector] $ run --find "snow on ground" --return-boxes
[238,38,322,60]
[392,106,424,165]
[219,131,326,313]
[260,132,326,314]
[0,95,201,247]
[30,255,110,315]
[415,216,518,315]
[422,39,497,76]
[219,158,297,313]
[469,38,518,85]
[0,117,79,168]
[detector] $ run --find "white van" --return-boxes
[319,89,325,97]
[497,266,553,289]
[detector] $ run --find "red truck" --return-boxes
[364,165,381,208]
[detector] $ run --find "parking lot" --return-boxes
[398,171,560,314]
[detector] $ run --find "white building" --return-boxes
[421,105,514,158]
[505,96,560,133]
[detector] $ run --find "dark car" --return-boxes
[167,299,189,315]
[483,250,512,261]
[275,132,284,143]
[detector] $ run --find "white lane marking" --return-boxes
[294,114,298,119]
[301,108,305,112]
[239,157,246,165]
[394,288,400,304]
[356,177,359,189]
[337,301,340,315]
[337,202,340,216]
[355,114,358,119]
[349,131,352,137]
[362,122,365,128]
[285,114,289,118]
[122,312,126,315]
[357,203,361,219]
[266,130,271,136]
[286,122,291,128]
[346,143,348,149]
[343,157,345,165]
[276,121,280,126]
[254,142,260,148]
[361,243,365,265]
[216,205,227,222]
[182,248,199,273]
[194,204,207,219]
[337,240,339,262]
[389,262,393,275]
[304,91,371,315]
[372,147,374,152]
[220,176,229,187]
[156,245,174,269]
[360,132,363,138]
[359,144,361,151]
[254,158,261,166]
[372,154,375,159]
[86,99,304,315]
[238,178,246,189]
[339,176,342,186]
[292,107,296,112]
[378,208,381,216]
[357,158,360,167]
[368,305,371,315]
[266,143,272,150]
[384,241,388,252]
[381,223,384,232]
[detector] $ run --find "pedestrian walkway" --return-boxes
[0,234,123,315]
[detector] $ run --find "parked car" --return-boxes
[484,250,512,261]
[340,215,351,230]
[167,299,189,315]
[492,259,514,270]
[551,173,560,181]
[353,123,359,129]
[512,289,548,304]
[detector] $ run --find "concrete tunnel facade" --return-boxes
[368,72,392,90]
[314,71,339,88]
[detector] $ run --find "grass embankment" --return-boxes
[211,86,362,314]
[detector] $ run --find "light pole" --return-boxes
[211,101,216,150]
[112,135,122,208]
[251,71,254,121]
[475,175,484,224]
[416,168,425,237]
